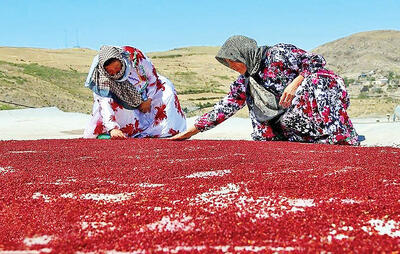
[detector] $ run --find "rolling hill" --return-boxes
[312,30,400,78]
[0,30,399,117]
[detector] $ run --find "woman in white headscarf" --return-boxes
[83,45,186,139]
[172,36,359,145]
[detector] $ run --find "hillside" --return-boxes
[0,46,240,116]
[312,30,400,78]
[0,30,399,117]
[312,30,400,116]
[0,47,96,72]
[0,47,97,112]
[0,60,92,112]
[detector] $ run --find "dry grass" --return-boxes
[0,47,96,72]
[0,43,399,117]
[0,60,92,113]
[348,97,400,118]
[0,46,239,116]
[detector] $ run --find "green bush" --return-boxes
[21,62,88,98]
[0,104,17,110]
[188,96,222,101]
[195,102,214,109]
[343,77,355,86]
[358,93,369,99]
[174,71,197,76]
[213,75,231,80]
[179,87,226,95]
[0,69,28,85]
[152,54,183,59]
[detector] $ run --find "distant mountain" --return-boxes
[312,30,400,78]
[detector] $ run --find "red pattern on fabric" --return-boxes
[322,107,331,123]
[123,46,145,62]
[335,133,345,142]
[216,113,225,124]
[136,69,147,82]
[339,109,350,124]
[120,119,143,136]
[236,93,247,106]
[270,61,284,71]
[303,101,313,117]
[261,124,276,139]
[291,48,306,54]
[168,128,180,136]
[93,121,104,135]
[120,124,134,136]
[154,104,167,126]
[110,101,123,111]
[156,80,165,91]
[152,65,159,78]
[174,94,185,118]
[194,113,209,130]
[329,79,337,89]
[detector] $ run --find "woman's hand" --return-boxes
[110,129,127,139]
[279,75,304,108]
[169,125,200,141]
[138,98,152,113]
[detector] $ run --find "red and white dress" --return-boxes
[84,47,186,138]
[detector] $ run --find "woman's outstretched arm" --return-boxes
[171,75,247,140]
[170,125,200,140]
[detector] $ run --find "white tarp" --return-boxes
[0,107,399,147]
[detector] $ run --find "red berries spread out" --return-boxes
[0,139,399,252]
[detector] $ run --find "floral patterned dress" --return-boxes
[195,43,359,145]
[84,46,186,138]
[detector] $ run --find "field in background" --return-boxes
[0,60,91,113]
[1,30,400,118]
[0,46,242,117]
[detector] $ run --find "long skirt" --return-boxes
[83,76,186,138]
[277,69,359,145]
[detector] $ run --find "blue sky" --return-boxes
[1,0,399,52]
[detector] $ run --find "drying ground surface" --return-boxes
[0,139,400,253]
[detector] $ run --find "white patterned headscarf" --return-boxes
[216,35,268,76]
[91,45,142,109]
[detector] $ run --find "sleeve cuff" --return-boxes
[105,124,120,133]
[300,70,311,78]
[194,116,208,132]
